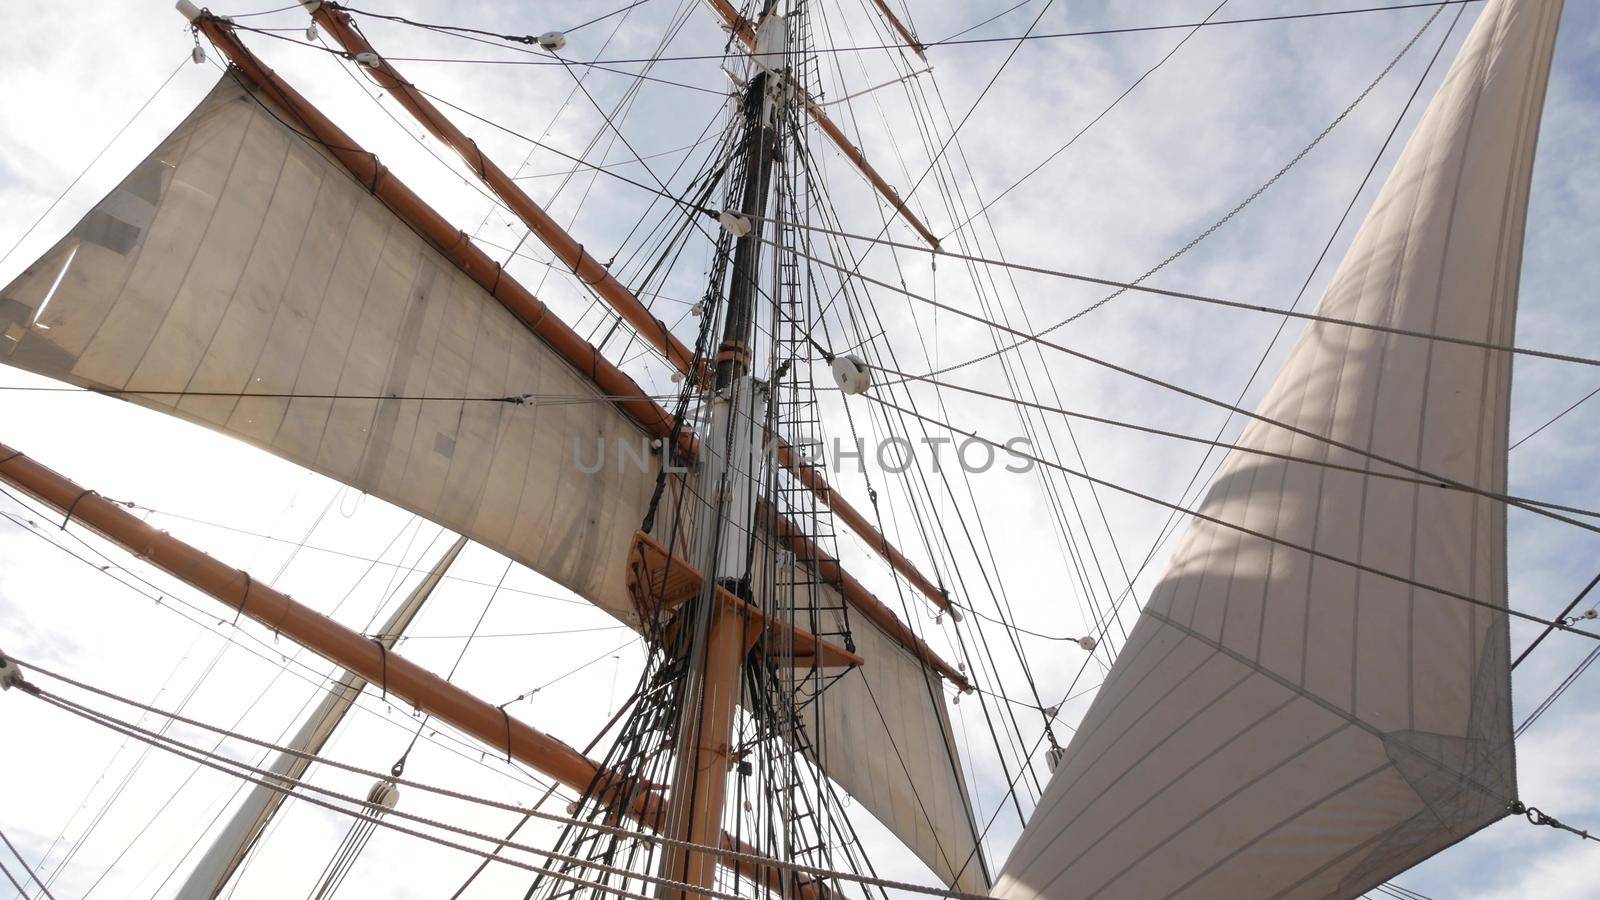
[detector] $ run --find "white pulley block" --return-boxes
[537,31,567,51]
[366,779,401,810]
[718,210,752,237]
[831,354,870,395]
[1077,635,1098,652]
[355,51,381,68]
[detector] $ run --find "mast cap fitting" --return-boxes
[831,354,870,395]
[718,210,752,237]
[175,0,202,22]
[537,31,567,51]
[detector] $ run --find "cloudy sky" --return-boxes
[0,0,1596,897]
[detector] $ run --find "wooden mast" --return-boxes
[654,11,785,891]
[306,0,955,615]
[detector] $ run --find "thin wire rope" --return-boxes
[0,828,55,900]
[1510,381,1600,450]
[564,0,658,34]
[0,58,187,274]
[0,487,568,798]
[863,361,1600,521]
[940,0,1228,239]
[329,2,1487,68]
[28,692,732,900]
[14,657,992,900]
[863,392,1600,642]
[763,222,1600,373]
[783,241,1600,539]
[802,0,1446,365]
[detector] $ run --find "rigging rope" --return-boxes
[314,2,1488,68]
[0,57,188,275]
[864,392,1600,642]
[0,826,57,900]
[10,656,996,899]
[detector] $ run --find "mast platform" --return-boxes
[625,532,863,670]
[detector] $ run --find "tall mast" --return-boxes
[657,7,785,895]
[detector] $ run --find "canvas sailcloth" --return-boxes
[995,0,1559,897]
[0,75,984,890]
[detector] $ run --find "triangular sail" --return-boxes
[995,0,1559,896]
[0,75,984,890]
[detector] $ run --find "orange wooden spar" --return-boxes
[309,3,703,380]
[0,439,818,900]
[772,436,951,611]
[0,441,602,793]
[191,15,680,445]
[703,0,941,248]
[870,0,928,58]
[759,500,970,691]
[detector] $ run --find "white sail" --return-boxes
[0,76,985,891]
[803,597,991,893]
[0,79,655,625]
[995,1,1559,897]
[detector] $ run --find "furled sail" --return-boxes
[0,75,984,891]
[995,0,1559,897]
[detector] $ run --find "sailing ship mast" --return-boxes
[0,0,1595,896]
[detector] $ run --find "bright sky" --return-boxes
[0,1,1597,898]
